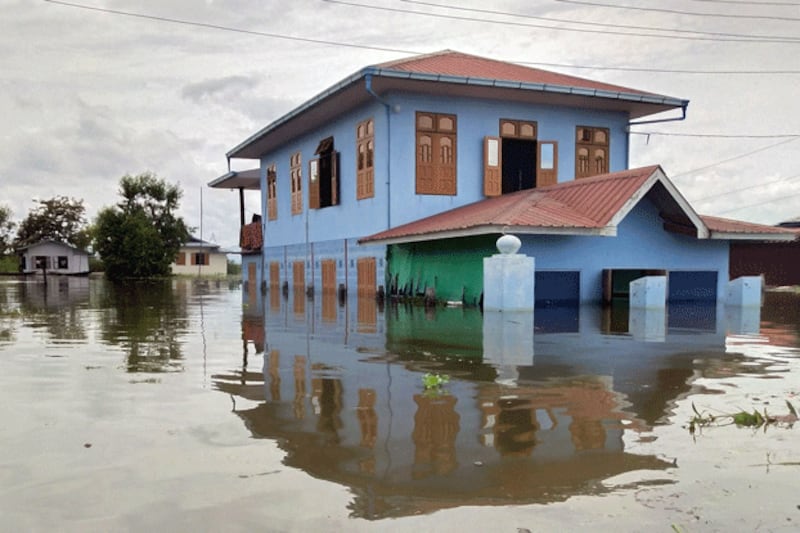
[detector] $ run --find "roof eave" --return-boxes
[709,231,798,242]
[227,66,687,160]
[607,167,709,239]
[359,224,614,246]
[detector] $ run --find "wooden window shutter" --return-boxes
[290,152,302,214]
[537,141,558,187]
[437,134,456,195]
[357,143,366,199]
[483,136,502,196]
[308,158,320,209]
[175,252,185,265]
[366,139,374,197]
[204,253,210,266]
[416,134,434,194]
[331,151,339,206]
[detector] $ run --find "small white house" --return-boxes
[18,240,90,275]
[171,236,228,276]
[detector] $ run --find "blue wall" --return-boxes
[383,92,630,228]
[518,197,729,302]
[258,90,631,250]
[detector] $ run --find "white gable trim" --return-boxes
[606,167,709,239]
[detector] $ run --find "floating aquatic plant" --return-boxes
[421,373,450,393]
[687,400,798,435]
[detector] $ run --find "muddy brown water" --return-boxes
[1,277,799,532]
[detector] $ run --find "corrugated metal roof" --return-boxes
[375,50,659,98]
[360,166,663,244]
[226,50,687,160]
[702,215,799,240]
[360,167,798,245]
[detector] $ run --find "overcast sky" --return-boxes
[3,0,799,251]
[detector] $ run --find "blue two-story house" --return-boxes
[212,50,794,306]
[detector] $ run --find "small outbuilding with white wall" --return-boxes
[171,236,228,277]
[17,240,90,275]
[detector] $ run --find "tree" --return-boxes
[0,205,15,255]
[94,172,190,280]
[12,196,90,250]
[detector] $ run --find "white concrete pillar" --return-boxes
[628,307,666,342]
[483,311,534,364]
[629,276,667,310]
[726,276,763,307]
[483,234,535,312]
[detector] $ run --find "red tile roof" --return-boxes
[374,50,659,98]
[360,166,665,244]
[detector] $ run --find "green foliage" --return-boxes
[422,373,450,396]
[12,196,90,250]
[88,255,105,273]
[0,205,15,255]
[0,255,19,274]
[227,260,241,276]
[94,173,189,281]
[687,400,798,435]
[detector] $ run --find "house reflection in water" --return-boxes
[214,289,757,519]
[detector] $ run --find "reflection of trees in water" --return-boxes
[17,278,89,342]
[97,280,186,372]
[0,283,18,344]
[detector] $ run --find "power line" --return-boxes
[692,172,800,202]
[690,0,800,5]
[671,137,800,178]
[42,1,800,74]
[715,190,800,214]
[520,61,800,74]
[43,0,421,55]
[401,0,800,43]
[324,0,800,44]
[691,0,800,5]
[554,0,800,21]
[631,132,800,139]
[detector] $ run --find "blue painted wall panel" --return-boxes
[257,90,630,248]
[518,198,729,302]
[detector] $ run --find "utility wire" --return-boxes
[323,0,800,43]
[554,0,800,21]
[42,1,800,72]
[43,0,420,55]
[631,131,800,139]
[692,172,800,202]
[520,62,800,74]
[690,0,800,5]
[401,0,800,43]
[671,137,800,178]
[715,190,800,214]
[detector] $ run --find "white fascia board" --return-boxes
[607,167,709,239]
[359,225,613,246]
[709,231,798,241]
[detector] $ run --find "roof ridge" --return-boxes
[372,49,456,69]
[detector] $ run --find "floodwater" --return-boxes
[1,277,799,532]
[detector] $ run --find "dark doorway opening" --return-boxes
[501,138,536,193]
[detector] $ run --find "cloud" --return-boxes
[181,75,260,103]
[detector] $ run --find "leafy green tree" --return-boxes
[0,205,15,255]
[94,172,190,281]
[12,197,90,250]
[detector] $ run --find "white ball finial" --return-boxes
[496,234,521,254]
